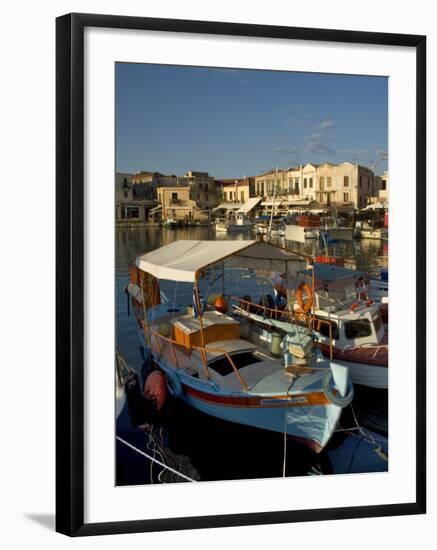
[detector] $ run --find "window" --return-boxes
[344,176,349,187]
[368,179,370,189]
[205,183,208,191]
[316,320,339,340]
[196,193,200,200]
[205,193,209,201]
[343,192,349,202]
[381,181,387,190]
[199,183,203,189]
[327,177,332,187]
[344,319,372,339]
[123,190,128,198]
[304,178,308,189]
[319,176,324,186]
[359,176,363,188]
[171,192,178,200]
[309,178,313,188]
[241,191,244,202]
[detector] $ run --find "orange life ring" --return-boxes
[296,282,313,314]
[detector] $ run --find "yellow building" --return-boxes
[220,178,255,204]
[254,163,378,209]
[157,186,209,222]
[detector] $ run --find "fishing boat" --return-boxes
[162,218,178,229]
[367,268,388,323]
[359,228,388,240]
[126,240,354,454]
[215,212,253,232]
[255,217,286,237]
[266,264,388,389]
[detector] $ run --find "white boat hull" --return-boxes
[332,359,388,389]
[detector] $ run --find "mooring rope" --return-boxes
[116,436,197,482]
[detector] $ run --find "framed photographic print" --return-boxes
[56,12,426,536]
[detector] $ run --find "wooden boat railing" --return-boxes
[142,321,249,391]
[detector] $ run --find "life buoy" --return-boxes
[296,282,313,314]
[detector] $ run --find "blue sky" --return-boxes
[116,63,388,178]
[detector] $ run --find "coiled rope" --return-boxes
[116,436,197,482]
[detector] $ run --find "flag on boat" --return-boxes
[192,287,205,318]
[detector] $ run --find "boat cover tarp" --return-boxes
[136,240,307,282]
[236,197,262,214]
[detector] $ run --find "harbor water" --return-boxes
[116,226,388,485]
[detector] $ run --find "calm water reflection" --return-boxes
[116,226,388,484]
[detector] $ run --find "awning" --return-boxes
[283,199,314,207]
[237,197,262,214]
[362,202,388,210]
[150,205,162,214]
[136,240,308,283]
[211,203,241,212]
[261,200,284,207]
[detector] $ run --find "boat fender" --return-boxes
[366,299,373,306]
[350,302,359,312]
[296,282,313,314]
[214,295,228,314]
[322,370,354,408]
[166,372,183,398]
[143,370,167,411]
[124,370,159,426]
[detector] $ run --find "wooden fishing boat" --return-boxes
[126,240,354,454]
[266,264,388,389]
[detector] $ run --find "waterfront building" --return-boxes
[157,185,209,223]
[219,177,255,204]
[131,171,177,200]
[115,172,157,220]
[376,171,389,202]
[176,170,221,211]
[254,163,379,210]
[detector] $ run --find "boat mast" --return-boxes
[267,166,278,240]
[194,275,211,378]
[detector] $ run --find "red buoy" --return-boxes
[143,370,167,411]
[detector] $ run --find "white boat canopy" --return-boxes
[136,240,308,283]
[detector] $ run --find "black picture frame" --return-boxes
[56,12,426,537]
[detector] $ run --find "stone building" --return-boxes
[176,170,220,211]
[254,163,378,209]
[115,172,156,220]
[157,186,209,222]
[219,177,255,204]
[376,171,389,202]
[254,169,301,198]
[131,171,177,200]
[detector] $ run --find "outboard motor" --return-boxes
[280,328,314,375]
